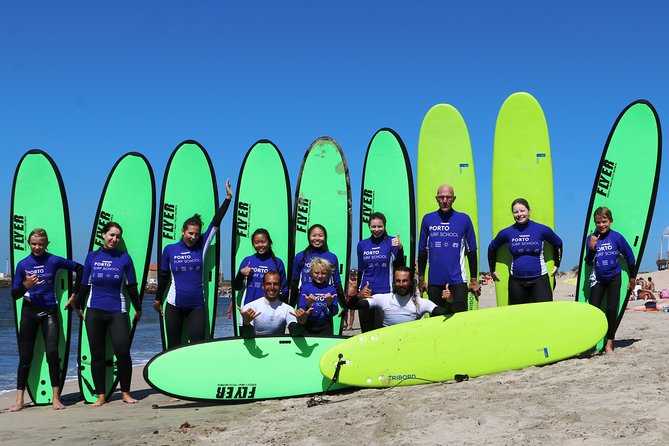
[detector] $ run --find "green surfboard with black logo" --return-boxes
[10,150,73,405]
[575,100,661,351]
[231,140,292,336]
[492,92,555,307]
[293,137,352,335]
[157,140,220,349]
[78,152,155,403]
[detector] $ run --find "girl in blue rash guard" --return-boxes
[75,222,141,406]
[298,257,338,335]
[10,228,82,412]
[355,212,405,332]
[233,228,288,306]
[153,179,232,350]
[289,224,346,310]
[488,198,563,305]
[585,206,636,354]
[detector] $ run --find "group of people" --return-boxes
[10,181,636,411]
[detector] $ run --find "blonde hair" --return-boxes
[309,257,334,279]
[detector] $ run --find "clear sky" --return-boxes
[1,1,667,276]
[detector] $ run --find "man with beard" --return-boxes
[346,266,446,327]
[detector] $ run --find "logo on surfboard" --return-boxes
[595,159,617,197]
[162,202,177,240]
[94,210,113,247]
[12,214,27,252]
[361,188,374,224]
[295,197,311,233]
[236,201,251,238]
[216,384,257,399]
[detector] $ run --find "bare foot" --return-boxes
[122,392,138,404]
[169,397,181,402]
[92,395,106,407]
[52,399,66,410]
[8,401,24,412]
[604,339,614,354]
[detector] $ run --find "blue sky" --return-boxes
[1,1,667,275]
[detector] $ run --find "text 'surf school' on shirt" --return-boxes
[160,224,218,309]
[357,235,401,294]
[585,229,635,283]
[12,252,80,308]
[488,221,563,278]
[298,281,338,324]
[234,253,288,305]
[418,209,477,285]
[80,248,138,313]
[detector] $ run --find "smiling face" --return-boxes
[262,272,281,301]
[512,203,530,224]
[369,218,386,239]
[29,235,49,257]
[102,226,122,249]
[181,224,201,248]
[392,270,412,296]
[594,214,612,235]
[310,266,329,284]
[308,226,325,249]
[435,184,456,212]
[252,233,269,255]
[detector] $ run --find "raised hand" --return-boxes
[291,307,314,325]
[442,284,452,303]
[589,233,600,251]
[238,306,262,325]
[392,233,403,250]
[358,281,372,298]
[240,261,253,276]
[225,178,233,199]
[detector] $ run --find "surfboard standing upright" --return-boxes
[575,100,661,350]
[78,152,155,403]
[231,140,292,336]
[293,137,352,335]
[417,104,480,310]
[157,141,219,349]
[492,92,555,307]
[10,150,73,405]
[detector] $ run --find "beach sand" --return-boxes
[2,271,669,445]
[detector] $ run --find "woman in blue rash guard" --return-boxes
[289,224,345,311]
[10,228,82,412]
[585,206,636,354]
[75,222,141,406]
[488,198,563,305]
[355,212,405,332]
[153,179,232,350]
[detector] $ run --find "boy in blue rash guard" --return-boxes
[233,228,288,306]
[153,179,232,350]
[585,206,636,354]
[289,224,346,310]
[298,257,338,335]
[356,212,405,332]
[488,198,563,305]
[75,222,141,406]
[10,228,82,412]
[417,184,480,313]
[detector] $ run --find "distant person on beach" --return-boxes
[75,222,141,406]
[585,206,636,354]
[417,184,480,313]
[488,198,563,304]
[636,276,656,300]
[9,228,82,412]
[343,268,358,331]
[355,212,405,332]
[238,271,310,337]
[153,179,232,350]
[347,266,447,326]
[297,257,338,335]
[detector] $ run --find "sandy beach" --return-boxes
[2,271,669,446]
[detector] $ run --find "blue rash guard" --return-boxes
[160,225,218,309]
[488,221,563,278]
[234,253,288,305]
[298,281,338,324]
[585,229,635,283]
[12,253,78,308]
[81,248,137,313]
[292,248,342,288]
[357,235,400,294]
[418,209,477,286]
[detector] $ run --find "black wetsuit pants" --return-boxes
[427,283,468,313]
[508,274,553,305]
[305,320,333,336]
[85,308,132,394]
[589,274,622,340]
[164,303,206,349]
[17,302,60,390]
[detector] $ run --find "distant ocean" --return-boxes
[0,288,234,394]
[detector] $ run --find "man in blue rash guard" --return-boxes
[153,179,232,349]
[417,184,481,313]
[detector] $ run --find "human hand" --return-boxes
[442,284,452,303]
[240,261,253,277]
[392,233,403,250]
[588,233,600,251]
[238,306,261,325]
[152,300,163,316]
[24,273,43,289]
[491,272,500,282]
[358,281,372,298]
[225,178,232,199]
[291,307,314,325]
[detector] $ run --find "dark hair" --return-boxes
[28,228,49,243]
[102,221,123,235]
[511,198,530,212]
[252,228,279,268]
[368,212,389,238]
[182,214,204,231]
[648,277,652,281]
[593,206,613,222]
[307,224,329,251]
[262,270,281,284]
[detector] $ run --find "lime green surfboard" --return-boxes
[293,137,352,335]
[361,128,415,268]
[319,301,606,387]
[492,92,555,306]
[10,150,72,405]
[232,140,292,336]
[144,336,348,401]
[157,140,219,349]
[78,152,155,402]
[417,104,480,310]
[575,100,661,351]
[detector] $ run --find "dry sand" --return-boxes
[2,271,669,445]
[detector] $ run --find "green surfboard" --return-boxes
[10,150,72,405]
[293,137,352,335]
[492,92,555,306]
[144,336,348,401]
[157,140,219,349]
[417,104,480,310]
[575,100,661,351]
[319,301,606,388]
[360,128,415,269]
[78,152,155,402]
[231,140,292,336]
